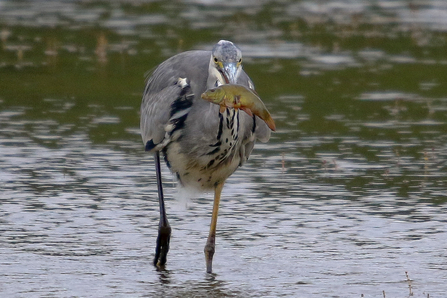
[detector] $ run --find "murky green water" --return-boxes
[1,1,447,297]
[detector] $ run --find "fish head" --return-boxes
[201,87,226,104]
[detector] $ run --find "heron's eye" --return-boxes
[213,57,218,63]
[238,58,242,63]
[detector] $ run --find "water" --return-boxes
[1,0,447,297]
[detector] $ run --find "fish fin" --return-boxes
[234,95,241,105]
[241,107,253,117]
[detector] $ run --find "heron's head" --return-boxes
[210,40,243,86]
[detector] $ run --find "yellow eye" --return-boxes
[214,57,218,63]
[238,58,242,63]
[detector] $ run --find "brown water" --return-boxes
[1,1,447,297]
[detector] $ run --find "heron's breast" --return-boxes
[164,108,242,190]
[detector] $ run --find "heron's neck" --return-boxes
[219,107,239,147]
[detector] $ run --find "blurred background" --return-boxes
[1,1,446,297]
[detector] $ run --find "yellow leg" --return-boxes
[204,181,225,273]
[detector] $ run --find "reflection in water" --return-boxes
[95,32,108,65]
[1,0,447,297]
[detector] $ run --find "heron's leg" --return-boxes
[204,181,225,273]
[153,151,171,268]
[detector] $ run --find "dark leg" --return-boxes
[153,151,171,268]
[204,181,225,273]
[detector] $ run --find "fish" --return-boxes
[201,84,276,131]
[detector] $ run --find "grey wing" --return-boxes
[141,81,175,148]
[140,76,194,152]
[140,50,210,152]
[238,114,271,165]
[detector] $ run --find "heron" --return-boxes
[140,40,271,273]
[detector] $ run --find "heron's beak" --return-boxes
[221,62,238,84]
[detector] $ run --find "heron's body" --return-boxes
[141,49,270,190]
[140,40,272,273]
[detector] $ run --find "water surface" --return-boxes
[1,1,447,297]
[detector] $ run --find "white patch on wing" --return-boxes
[177,77,188,88]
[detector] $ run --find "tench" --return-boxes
[201,84,276,131]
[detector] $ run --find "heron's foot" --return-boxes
[154,224,172,268]
[204,237,215,273]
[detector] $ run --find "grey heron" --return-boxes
[140,40,271,273]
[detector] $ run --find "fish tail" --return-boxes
[263,113,276,131]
